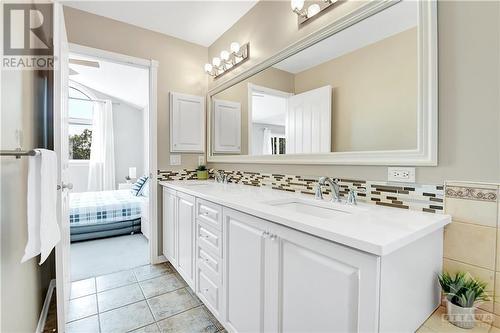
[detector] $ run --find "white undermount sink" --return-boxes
[266,198,362,219]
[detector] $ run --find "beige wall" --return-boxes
[207,1,500,184]
[214,67,294,155]
[1,71,44,332]
[64,6,208,170]
[294,27,417,152]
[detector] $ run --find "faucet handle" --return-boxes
[314,184,323,200]
[347,189,357,205]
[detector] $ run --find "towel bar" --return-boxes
[0,149,39,159]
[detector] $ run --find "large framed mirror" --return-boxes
[207,0,437,165]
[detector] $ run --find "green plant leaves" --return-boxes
[438,271,489,308]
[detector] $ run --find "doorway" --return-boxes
[66,52,152,281]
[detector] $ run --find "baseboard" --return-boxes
[153,254,167,265]
[36,279,56,333]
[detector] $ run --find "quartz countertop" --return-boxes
[159,180,451,256]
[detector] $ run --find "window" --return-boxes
[271,136,286,155]
[68,86,93,160]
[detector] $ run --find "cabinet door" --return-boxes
[162,188,177,267]
[177,192,196,288]
[213,99,241,153]
[223,208,269,333]
[170,92,205,152]
[267,223,380,333]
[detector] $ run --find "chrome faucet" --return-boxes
[347,189,357,205]
[316,177,341,202]
[215,170,229,184]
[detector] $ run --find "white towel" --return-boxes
[22,149,61,264]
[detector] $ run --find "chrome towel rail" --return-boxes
[0,149,38,159]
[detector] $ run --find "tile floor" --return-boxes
[418,306,500,333]
[67,262,225,333]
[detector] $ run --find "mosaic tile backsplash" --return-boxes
[158,169,444,213]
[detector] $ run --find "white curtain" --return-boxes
[88,100,115,191]
[262,128,272,155]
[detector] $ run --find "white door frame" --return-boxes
[247,83,292,156]
[67,43,161,264]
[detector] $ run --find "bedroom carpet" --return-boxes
[71,234,149,281]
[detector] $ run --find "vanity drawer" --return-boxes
[197,247,220,278]
[196,199,222,231]
[197,221,222,257]
[197,269,220,315]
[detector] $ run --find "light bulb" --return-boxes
[230,42,240,54]
[212,57,221,67]
[204,63,213,73]
[307,4,320,18]
[220,50,230,61]
[291,0,304,11]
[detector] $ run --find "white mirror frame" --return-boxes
[207,0,437,166]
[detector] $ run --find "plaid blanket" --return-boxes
[70,190,146,226]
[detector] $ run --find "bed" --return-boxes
[69,189,148,242]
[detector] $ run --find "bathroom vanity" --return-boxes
[160,181,450,333]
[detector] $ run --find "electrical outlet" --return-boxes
[198,156,205,166]
[170,154,181,166]
[387,167,416,183]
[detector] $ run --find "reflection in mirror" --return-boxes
[211,0,418,157]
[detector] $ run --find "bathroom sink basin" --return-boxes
[267,198,355,219]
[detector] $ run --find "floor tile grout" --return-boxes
[69,262,224,333]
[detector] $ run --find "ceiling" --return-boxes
[69,53,149,108]
[274,0,417,74]
[63,1,258,47]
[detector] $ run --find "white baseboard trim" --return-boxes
[153,255,167,264]
[36,279,56,333]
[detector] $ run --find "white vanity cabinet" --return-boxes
[162,188,196,289]
[222,209,270,332]
[161,183,445,333]
[176,192,196,288]
[162,187,177,267]
[222,207,380,333]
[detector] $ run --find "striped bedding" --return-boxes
[69,190,146,227]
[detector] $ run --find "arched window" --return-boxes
[68,85,94,160]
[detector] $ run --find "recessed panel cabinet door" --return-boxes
[162,188,177,267]
[268,223,380,333]
[170,92,205,152]
[177,193,196,288]
[213,99,241,153]
[223,208,269,333]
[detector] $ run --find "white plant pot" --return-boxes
[446,300,476,329]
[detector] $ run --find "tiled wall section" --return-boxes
[443,182,500,327]
[157,169,444,213]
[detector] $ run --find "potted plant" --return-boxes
[438,271,489,329]
[196,165,208,180]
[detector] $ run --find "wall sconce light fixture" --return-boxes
[205,42,249,78]
[291,0,339,25]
